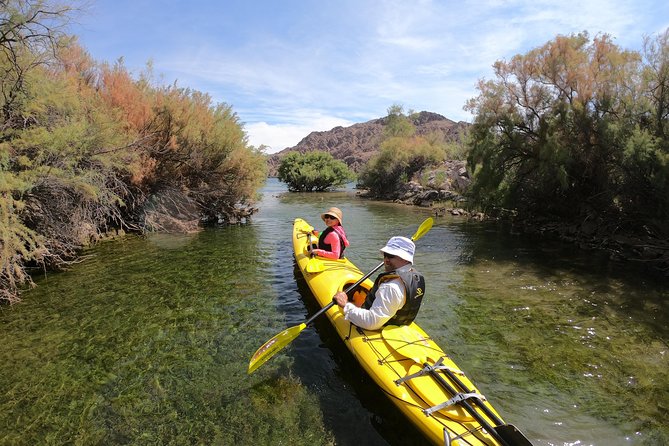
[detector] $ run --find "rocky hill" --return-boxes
[267,111,469,176]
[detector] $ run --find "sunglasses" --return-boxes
[324,215,337,220]
[383,253,397,259]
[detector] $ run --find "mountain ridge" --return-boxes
[266,111,469,175]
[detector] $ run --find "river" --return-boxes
[0,178,667,446]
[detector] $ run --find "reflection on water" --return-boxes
[0,178,666,446]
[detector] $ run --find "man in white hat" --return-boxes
[333,236,425,330]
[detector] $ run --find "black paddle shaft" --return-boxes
[423,366,511,446]
[438,367,534,446]
[303,260,384,327]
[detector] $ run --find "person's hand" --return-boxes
[333,291,348,308]
[312,229,319,236]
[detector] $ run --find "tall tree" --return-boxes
[1,0,77,303]
[384,104,416,138]
[1,0,75,122]
[465,32,648,220]
[642,28,669,140]
[620,29,669,224]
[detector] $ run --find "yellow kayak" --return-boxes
[292,218,532,446]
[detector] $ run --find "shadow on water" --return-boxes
[456,222,669,339]
[289,261,432,446]
[433,222,669,445]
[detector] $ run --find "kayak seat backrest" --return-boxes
[345,283,369,307]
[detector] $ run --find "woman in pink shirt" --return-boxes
[309,207,350,259]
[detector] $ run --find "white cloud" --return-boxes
[245,116,356,154]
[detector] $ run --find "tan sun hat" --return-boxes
[321,206,343,224]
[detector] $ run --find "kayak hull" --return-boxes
[292,218,512,446]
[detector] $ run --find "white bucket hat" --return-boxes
[380,236,415,263]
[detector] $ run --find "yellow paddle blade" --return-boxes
[382,325,435,364]
[305,257,324,273]
[411,217,433,242]
[248,322,307,374]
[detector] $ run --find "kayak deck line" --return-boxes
[424,391,487,417]
[349,328,492,444]
[395,357,466,386]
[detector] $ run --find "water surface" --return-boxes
[0,178,667,445]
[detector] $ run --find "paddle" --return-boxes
[247,217,434,374]
[382,325,533,446]
[304,230,354,273]
[305,231,325,273]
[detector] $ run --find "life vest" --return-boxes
[362,265,425,326]
[318,226,346,259]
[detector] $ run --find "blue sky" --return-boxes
[70,0,669,154]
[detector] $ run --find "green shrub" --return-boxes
[277,151,355,192]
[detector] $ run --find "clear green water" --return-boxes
[1,178,667,445]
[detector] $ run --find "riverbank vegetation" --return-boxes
[465,31,669,271]
[356,32,668,274]
[357,105,456,196]
[1,1,266,303]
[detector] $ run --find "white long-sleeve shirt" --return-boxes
[342,278,406,330]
